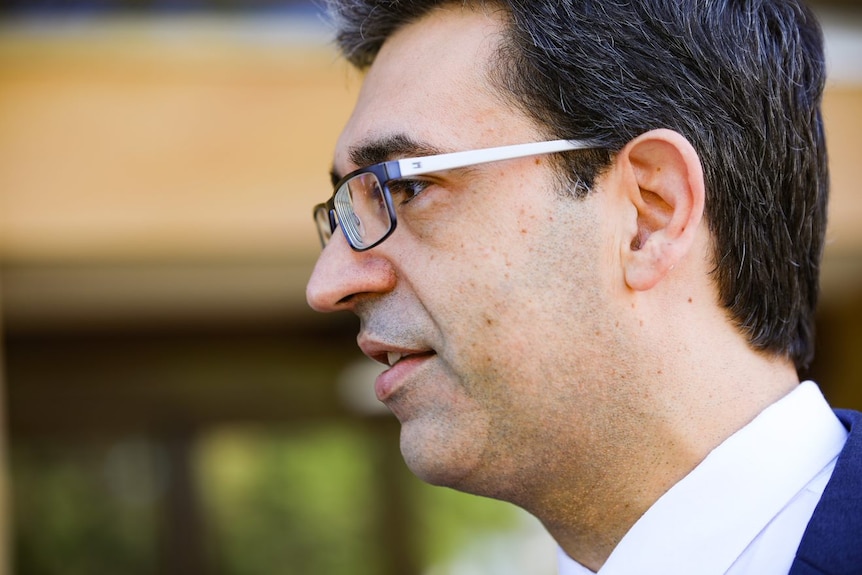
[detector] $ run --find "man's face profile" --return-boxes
[306,6,630,504]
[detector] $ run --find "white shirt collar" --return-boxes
[558,381,848,575]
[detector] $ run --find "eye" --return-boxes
[388,179,432,205]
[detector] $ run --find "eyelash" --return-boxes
[388,179,432,205]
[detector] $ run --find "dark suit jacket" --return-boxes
[789,409,862,575]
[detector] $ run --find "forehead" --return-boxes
[334,5,540,171]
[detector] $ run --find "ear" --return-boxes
[617,129,706,291]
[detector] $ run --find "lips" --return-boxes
[358,337,436,399]
[374,352,435,402]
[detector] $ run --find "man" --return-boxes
[306,0,862,573]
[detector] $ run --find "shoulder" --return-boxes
[789,409,862,575]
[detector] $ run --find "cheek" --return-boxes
[404,175,609,372]
[424,252,546,393]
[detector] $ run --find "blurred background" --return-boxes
[0,1,859,574]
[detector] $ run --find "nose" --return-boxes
[306,231,396,313]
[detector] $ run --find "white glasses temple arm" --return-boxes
[396,139,593,178]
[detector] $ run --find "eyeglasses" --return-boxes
[313,139,595,252]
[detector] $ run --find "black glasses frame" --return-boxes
[314,139,595,252]
[314,161,402,251]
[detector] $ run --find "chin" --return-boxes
[399,421,482,489]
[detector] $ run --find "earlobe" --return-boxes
[618,129,706,291]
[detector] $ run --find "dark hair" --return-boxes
[326,0,829,372]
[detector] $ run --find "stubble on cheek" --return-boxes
[391,312,510,490]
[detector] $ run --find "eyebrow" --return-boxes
[329,133,444,186]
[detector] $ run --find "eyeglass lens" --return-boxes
[314,204,334,246]
[335,172,392,250]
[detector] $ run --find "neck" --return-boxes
[526,322,799,571]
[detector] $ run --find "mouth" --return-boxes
[378,350,435,368]
[370,349,436,402]
[358,338,437,401]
